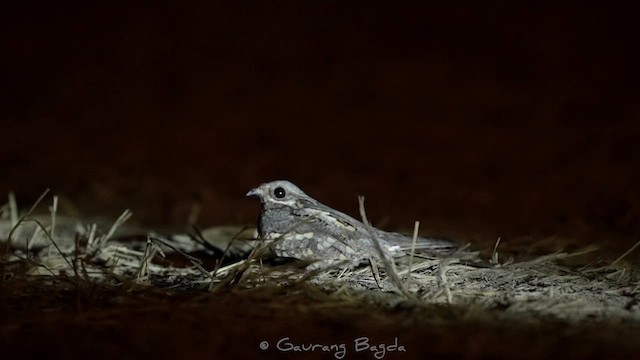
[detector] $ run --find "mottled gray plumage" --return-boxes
[247,180,457,262]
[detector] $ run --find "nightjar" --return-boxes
[247,180,457,262]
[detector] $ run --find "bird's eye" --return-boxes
[274,187,286,199]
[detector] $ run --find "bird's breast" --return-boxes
[259,206,298,238]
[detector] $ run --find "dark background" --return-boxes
[3,3,639,251]
[3,3,640,359]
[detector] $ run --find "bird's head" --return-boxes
[246,180,311,208]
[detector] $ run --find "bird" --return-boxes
[246,180,457,263]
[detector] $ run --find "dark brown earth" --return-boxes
[2,3,640,359]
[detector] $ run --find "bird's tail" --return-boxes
[380,231,458,256]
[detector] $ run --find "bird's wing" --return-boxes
[298,199,366,232]
[297,197,457,256]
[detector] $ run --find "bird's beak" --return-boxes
[246,188,259,197]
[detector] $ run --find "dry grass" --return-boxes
[2,192,639,323]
